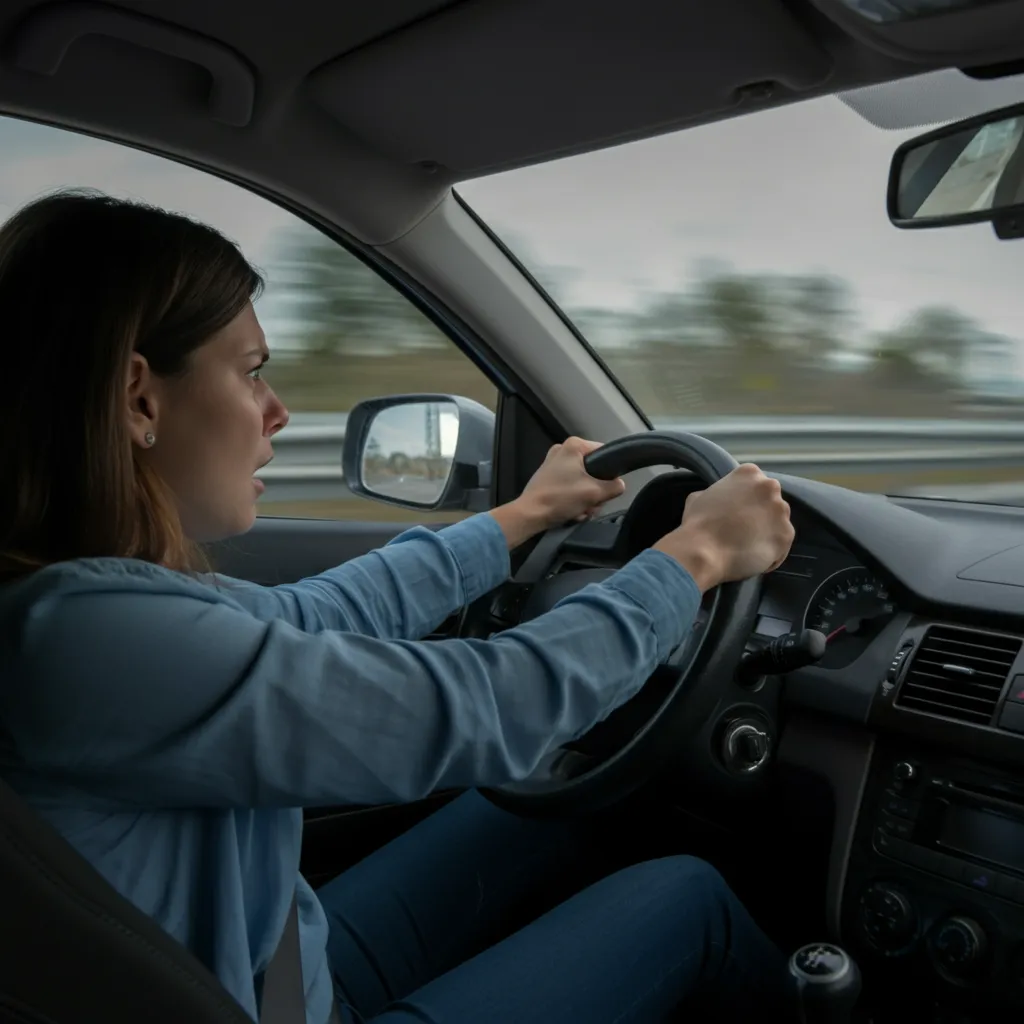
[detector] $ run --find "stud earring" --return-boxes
[144,432,156,447]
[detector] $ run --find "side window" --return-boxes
[0,116,497,523]
[259,223,497,522]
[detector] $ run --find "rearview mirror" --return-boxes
[888,103,1024,239]
[342,394,495,512]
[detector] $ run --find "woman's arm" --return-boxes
[218,511,519,640]
[8,549,700,809]
[219,437,623,641]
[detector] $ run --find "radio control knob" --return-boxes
[857,882,916,952]
[893,761,917,784]
[930,916,988,978]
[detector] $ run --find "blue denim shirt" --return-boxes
[0,512,700,1023]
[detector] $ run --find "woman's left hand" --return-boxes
[522,437,626,526]
[490,437,626,548]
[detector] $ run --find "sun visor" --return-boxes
[307,0,833,176]
[840,66,1024,128]
[810,0,1024,66]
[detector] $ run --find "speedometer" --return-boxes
[804,567,896,669]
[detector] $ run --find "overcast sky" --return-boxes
[460,88,1024,355]
[0,73,1022,374]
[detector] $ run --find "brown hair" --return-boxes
[0,189,264,580]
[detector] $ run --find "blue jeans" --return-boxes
[318,790,795,1023]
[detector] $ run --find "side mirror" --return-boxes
[341,394,495,512]
[887,102,1024,239]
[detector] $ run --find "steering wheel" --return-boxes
[479,431,762,818]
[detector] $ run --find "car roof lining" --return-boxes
[307,0,842,176]
[0,0,1023,243]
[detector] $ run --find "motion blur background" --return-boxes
[9,73,1024,522]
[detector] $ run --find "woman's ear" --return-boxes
[125,352,160,449]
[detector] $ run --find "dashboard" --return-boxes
[556,468,1024,1019]
[586,468,1024,742]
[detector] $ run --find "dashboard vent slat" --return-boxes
[896,625,1021,725]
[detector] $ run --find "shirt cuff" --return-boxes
[437,513,512,603]
[602,548,703,660]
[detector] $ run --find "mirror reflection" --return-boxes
[895,115,1024,221]
[360,401,460,507]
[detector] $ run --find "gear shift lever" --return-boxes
[788,943,862,1024]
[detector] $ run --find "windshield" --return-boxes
[459,80,1024,505]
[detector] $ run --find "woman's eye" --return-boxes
[247,366,263,381]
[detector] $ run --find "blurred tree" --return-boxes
[698,271,778,356]
[638,291,711,347]
[268,223,445,356]
[899,306,977,381]
[784,274,855,363]
[874,306,978,383]
[870,335,930,387]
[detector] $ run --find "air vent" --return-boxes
[896,625,1022,725]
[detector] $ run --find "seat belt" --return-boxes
[259,893,342,1024]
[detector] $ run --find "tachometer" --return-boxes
[804,567,896,669]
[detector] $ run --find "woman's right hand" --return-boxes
[653,463,795,592]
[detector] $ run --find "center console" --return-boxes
[842,741,1024,1020]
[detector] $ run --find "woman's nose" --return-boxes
[265,390,290,437]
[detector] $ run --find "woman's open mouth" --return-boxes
[253,455,272,496]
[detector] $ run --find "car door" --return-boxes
[0,111,562,885]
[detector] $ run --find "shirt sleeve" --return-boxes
[215,514,510,640]
[9,549,701,809]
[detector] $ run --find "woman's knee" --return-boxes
[591,854,734,923]
[622,854,729,894]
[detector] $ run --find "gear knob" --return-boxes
[788,943,862,1024]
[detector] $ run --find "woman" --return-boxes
[0,190,796,1024]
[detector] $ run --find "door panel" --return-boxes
[206,515,419,585]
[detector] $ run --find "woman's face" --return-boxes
[128,302,290,542]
